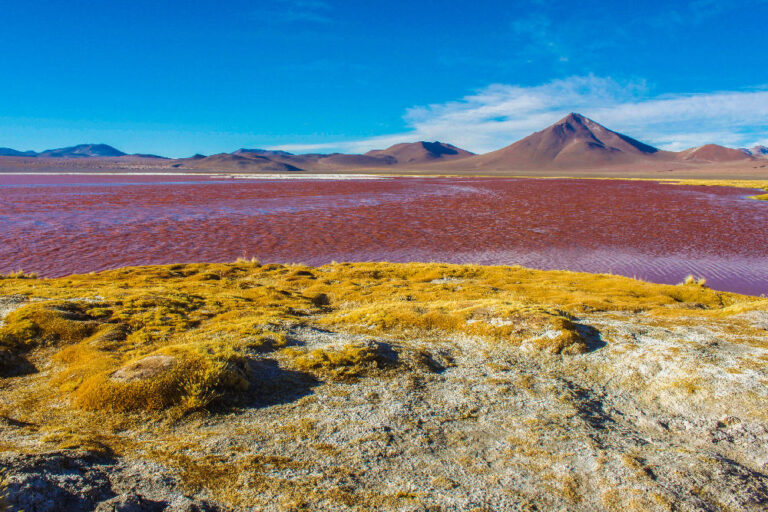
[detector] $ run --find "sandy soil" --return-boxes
[2,297,768,511]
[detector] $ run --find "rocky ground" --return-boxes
[1,264,767,511]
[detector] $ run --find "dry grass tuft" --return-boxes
[681,274,707,287]
[0,270,38,280]
[284,341,393,381]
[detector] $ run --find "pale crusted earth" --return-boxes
[2,301,768,511]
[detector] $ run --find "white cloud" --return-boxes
[270,75,768,154]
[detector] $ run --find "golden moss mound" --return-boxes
[72,345,250,412]
[284,341,394,381]
[0,301,105,349]
[1,260,765,416]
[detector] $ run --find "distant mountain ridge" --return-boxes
[0,147,37,157]
[365,141,474,164]
[0,144,128,158]
[740,145,768,158]
[38,144,126,158]
[173,141,474,171]
[0,117,761,171]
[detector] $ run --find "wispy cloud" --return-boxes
[270,75,768,154]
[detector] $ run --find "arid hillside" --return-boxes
[365,141,474,164]
[431,113,672,171]
[677,144,754,162]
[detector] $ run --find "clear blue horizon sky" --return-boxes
[1,0,767,157]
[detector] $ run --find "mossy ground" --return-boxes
[1,261,765,415]
[1,261,767,510]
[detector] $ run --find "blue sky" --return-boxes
[1,0,767,157]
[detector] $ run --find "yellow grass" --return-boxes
[1,261,765,416]
[663,179,768,199]
[283,342,388,381]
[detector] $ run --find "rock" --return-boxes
[94,495,165,512]
[0,452,224,512]
[111,355,176,382]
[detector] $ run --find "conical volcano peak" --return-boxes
[559,112,588,124]
[444,114,662,170]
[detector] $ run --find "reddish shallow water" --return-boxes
[1,174,767,295]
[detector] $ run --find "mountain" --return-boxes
[37,144,126,158]
[740,145,768,158]
[436,113,664,171]
[677,144,753,162]
[131,153,169,159]
[233,148,295,158]
[0,147,37,157]
[365,141,474,165]
[223,142,474,170]
[174,153,303,172]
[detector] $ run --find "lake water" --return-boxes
[2,174,767,296]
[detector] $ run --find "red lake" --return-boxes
[1,174,767,296]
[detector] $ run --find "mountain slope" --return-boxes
[677,144,753,162]
[176,153,303,172]
[740,145,768,159]
[365,141,474,165]
[37,144,126,158]
[438,113,666,171]
[0,148,36,157]
[231,149,395,170]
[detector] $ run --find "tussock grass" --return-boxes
[284,342,391,381]
[0,270,37,280]
[0,260,765,417]
[71,343,250,412]
[681,275,707,287]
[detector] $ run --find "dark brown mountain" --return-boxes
[677,144,754,162]
[37,144,126,158]
[229,150,395,170]
[365,141,474,165]
[233,148,295,158]
[175,153,303,172]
